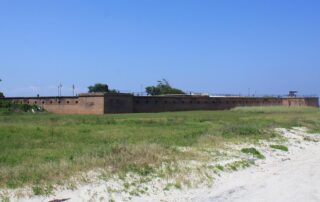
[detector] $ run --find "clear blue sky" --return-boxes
[0,0,319,97]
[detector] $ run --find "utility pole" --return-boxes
[72,84,75,96]
[58,83,62,97]
[60,83,63,97]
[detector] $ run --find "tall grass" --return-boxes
[0,106,319,188]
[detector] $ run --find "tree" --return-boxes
[88,83,119,93]
[145,79,185,96]
[88,83,109,93]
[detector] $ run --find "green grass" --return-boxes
[241,148,265,159]
[225,160,253,171]
[0,106,319,189]
[270,145,289,151]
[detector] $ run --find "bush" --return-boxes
[241,147,265,159]
[0,100,42,114]
[270,145,288,151]
[0,100,11,108]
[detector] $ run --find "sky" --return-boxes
[0,0,319,97]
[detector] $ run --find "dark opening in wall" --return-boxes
[42,101,45,104]
[58,101,61,104]
[34,101,37,104]
[67,101,70,104]
[75,101,79,104]
[50,101,53,104]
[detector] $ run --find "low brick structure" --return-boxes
[1,93,318,114]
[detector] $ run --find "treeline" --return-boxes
[88,79,185,96]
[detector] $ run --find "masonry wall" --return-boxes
[2,95,105,115]
[282,97,319,107]
[132,96,287,113]
[1,94,318,114]
[104,93,133,113]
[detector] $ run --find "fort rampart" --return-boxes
[1,93,318,114]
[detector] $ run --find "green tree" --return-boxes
[145,79,185,96]
[88,83,109,93]
[88,83,119,93]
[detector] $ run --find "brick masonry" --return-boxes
[1,93,319,114]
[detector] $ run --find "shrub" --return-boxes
[241,147,265,159]
[0,100,42,114]
[270,145,288,151]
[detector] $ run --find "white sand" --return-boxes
[4,128,320,202]
[193,136,320,202]
[130,128,320,202]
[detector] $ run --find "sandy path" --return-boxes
[196,143,320,202]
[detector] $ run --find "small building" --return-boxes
[288,91,298,97]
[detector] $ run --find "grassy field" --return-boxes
[0,106,319,191]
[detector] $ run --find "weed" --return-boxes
[174,182,182,189]
[123,182,130,190]
[270,145,288,151]
[31,184,53,196]
[215,164,224,171]
[241,148,265,159]
[225,160,253,171]
[164,183,174,191]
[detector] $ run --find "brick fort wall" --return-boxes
[1,93,318,114]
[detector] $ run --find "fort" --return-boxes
[1,93,318,114]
